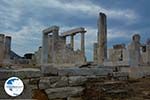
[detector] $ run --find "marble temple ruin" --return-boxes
[0,12,149,68]
[39,26,86,65]
[0,12,150,100]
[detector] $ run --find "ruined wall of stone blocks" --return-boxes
[46,35,85,65]
[93,43,98,63]
[3,64,150,99]
[107,42,150,67]
[122,49,129,62]
[33,48,42,66]
[141,45,150,65]
[38,65,129,100]
[48,35,53,63]
[0,65,127,99]
[109,49,124,62]
[1,65,150,99]
[0,34,5,65]
[0,34,12,66]
[106,48,130,67]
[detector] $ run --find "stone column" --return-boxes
[70,34,74,50]
[4,36,11,59]
[128,34,142,67]
[97,12,107,65]
[81,32,85,54]
[0,34,5,64]
[52,29,59,63]
[41,33,48,64]
[41,26,59,64]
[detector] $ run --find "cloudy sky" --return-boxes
[0,0,150,61]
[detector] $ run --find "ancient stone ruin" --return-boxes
[0,12,150,100]
[39,26,86,65]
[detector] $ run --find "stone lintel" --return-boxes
[61,27,86,37]
[43,26,59,34]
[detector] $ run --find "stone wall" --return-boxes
[46,34,85,65]
[0,68,41,99]
[0,65,129,100]
[1,65,150,99]
[0,34,12,66]
[39,65,128,100]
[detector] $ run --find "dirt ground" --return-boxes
[32,77,150,100]
[83,77,150,100]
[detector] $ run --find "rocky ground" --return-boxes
[83,77,150,100]
[32,77,150,100]
[1,66,150,100]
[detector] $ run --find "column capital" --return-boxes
[80,31,86,34]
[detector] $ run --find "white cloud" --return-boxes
[1,0,137,21]
[29,0,138,20]
[0,0,23,29]
[1,19,45,56]
[0,0,139,59]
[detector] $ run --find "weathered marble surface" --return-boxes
[97,12,107,64]
[39,76,68,89]
[45,87,84,99]
[41,65,113,76]
[0,68,42,80]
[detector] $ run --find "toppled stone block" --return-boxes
[45,87,84,99]
[41,64,58,75]
[121,67,150,78]
[39,76,68,89]
[112,72,129,80]
[69,76,87,86]
[0,68,42,80]
[112,72,129,77]
[68,76,96,86]
[41,65,113,76]
[58,68,113,76]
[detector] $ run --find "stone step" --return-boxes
[0,68,42,80]
[45,87,84,99]
[41,65,113,76]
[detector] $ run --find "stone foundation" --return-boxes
[0,65,129,99]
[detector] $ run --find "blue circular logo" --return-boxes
[4,77,24,97]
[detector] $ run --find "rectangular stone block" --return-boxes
[45,87,84,99]
[0,68,42,80]
[112,72,129,77]
[112,72,129,80]
[120,66,150,78]
[58,68,113,76]
[68,76,88,86]
[41,64,58,75]
[39,76,68,89]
